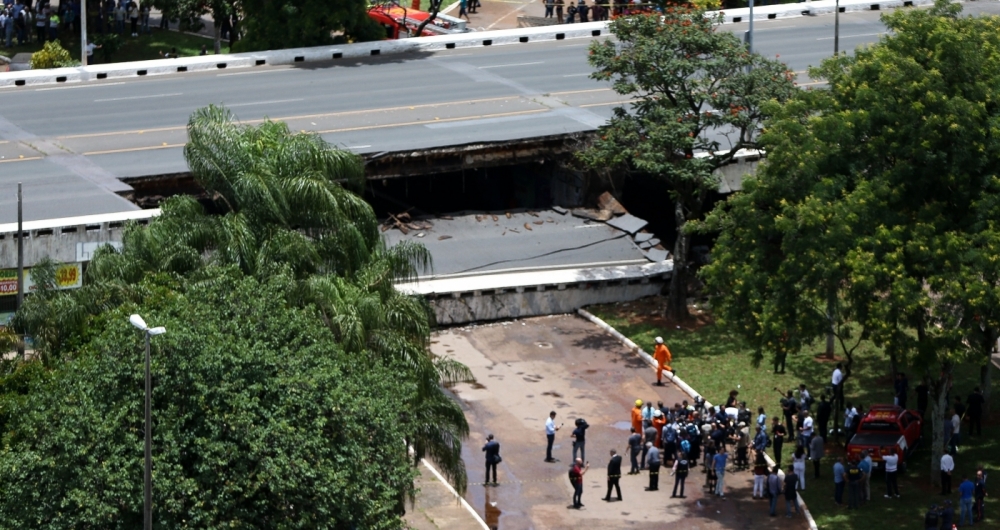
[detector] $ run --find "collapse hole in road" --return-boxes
[446,43,456,49]
[97,73,108,79]
[520,37,529,43]
[177,66,187,72]
[256,59,266,66]
[333,52,343,59]
[137,70,147,76]
[767,13,776,19]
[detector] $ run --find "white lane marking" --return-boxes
[227,98,304,107]
[478,61,544,69]
[563,73,591,77]
[346,145,372,149]
[559,43,590,47]
[816,32,883,40]
[36,82,127,91]
[217,69,289,77]
[94,93,182,102]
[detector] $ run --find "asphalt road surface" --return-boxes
[2,3,1000,223]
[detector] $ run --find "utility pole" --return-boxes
[748,0,754,57]
[834,0,841,55]
[81,0,89,66]
[16,183,24,359]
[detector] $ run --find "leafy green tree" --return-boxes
[82,105,471,491]
[0,268,415,529]
[701,0,1000,484]
[580,8,796,320]
[234,0,381,52]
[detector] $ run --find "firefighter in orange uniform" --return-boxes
[653,336,672,386]
[632,400,644,434]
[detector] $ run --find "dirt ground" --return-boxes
[434,314,808,530]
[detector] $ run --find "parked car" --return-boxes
[846,404,922,470]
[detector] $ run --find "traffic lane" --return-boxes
[0,159,139,223]
[439,315,807,530]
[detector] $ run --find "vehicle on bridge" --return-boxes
[846,404,922,470]
[368,2,470,39]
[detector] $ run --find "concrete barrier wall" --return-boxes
[0,0,937,88]
[0,22,610,88]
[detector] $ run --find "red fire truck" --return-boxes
[368,1,470,39]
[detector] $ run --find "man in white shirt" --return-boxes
[832,363,845,408]
[951,408,961,450]
[941,450,955,495]
[883,447,900,498]
[799,411,814,456]
[544,411,561,463]
[798,384,812,411]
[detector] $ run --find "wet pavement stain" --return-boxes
[542,391,563,398]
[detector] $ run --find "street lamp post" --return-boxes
[129,314,166,530]
[834,0,841,55]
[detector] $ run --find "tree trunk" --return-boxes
[981,363,992,414]
[229,16,238,49]
[888,351,898,386]
[929,361,953,488]
[825,295,835,359]
[213,20,222,54]
[667,198,690,321]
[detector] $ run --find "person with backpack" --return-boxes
[603,449,622,502]
[771,416,786,467]
[670,452,690,498]
[571,418,589,464]
[482,434,500,486]
[569,458,589,508]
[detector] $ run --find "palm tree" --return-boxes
[82,105,473,492]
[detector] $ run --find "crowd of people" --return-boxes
[482,337,990,525]
[0,0,82,48]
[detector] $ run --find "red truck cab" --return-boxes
[846,405,922,468]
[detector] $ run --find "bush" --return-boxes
[29,40,77,69]
[92,33,123,63]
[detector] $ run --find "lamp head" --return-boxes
[129,314,147,331]
[148,327,166,336]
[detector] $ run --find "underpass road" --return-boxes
[1,3,999,222]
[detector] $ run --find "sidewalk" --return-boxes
[435,315,808,529]
[405,461,487,530]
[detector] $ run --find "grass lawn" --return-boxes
[1,28,224,64]
[589,296,998,530]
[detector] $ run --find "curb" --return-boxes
[575,307,819,530]
[419,458,491,530]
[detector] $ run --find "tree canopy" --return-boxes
[700,0,1000,482]
[1,106,471,526]
[581,7,796,319]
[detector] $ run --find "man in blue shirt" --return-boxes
[959,476,976,525]
[833,457,846,506]
[857,452,872,505]
[713,446,729,497]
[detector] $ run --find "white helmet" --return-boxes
[655,337,664,344]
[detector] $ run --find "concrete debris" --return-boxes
[523,223,533,231]
[639,240,653,250]
[438,235,452,240]
[552,206,568,215]
[606,213,648,235]
[506,212,512,218]
[634,232,653,243]
[646,238,660,247]
[571,208,613,221]
[644,248,669,262]
[533,220,544,225]
[597,191,628,216]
